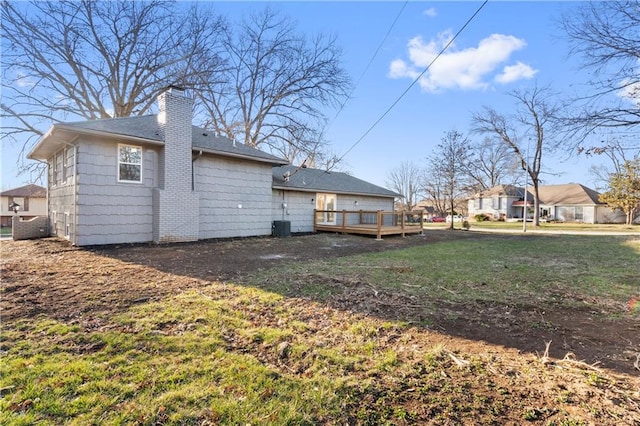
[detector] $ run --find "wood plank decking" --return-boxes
[313,210,424,240]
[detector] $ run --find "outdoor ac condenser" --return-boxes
[272,220,291,237]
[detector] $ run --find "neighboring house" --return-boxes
[468,183,626,223]
[27,87,397,246]
[1,184,47,227]
[467,184,524,221]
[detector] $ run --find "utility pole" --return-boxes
[522,142,529,233]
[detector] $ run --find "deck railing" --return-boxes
[313,210,424,239]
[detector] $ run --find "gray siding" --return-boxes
[49,179,75,240]
[272,190,316,233]
[272,190,395,233]
[196,156,274,239]
[75,139,158,245]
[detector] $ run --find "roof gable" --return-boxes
[273,165,400,198]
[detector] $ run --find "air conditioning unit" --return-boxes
[272,220,291,237]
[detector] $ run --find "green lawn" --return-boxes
[424,220,639,232]
[249,234,640,310]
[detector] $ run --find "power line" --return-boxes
[331,0,409,123]
[338,0,489,161]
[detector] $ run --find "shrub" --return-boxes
[474,214,490,222]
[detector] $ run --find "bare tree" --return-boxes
[426,130,471,229]
[194,8,350,162]
[1,0,225,177]
[472,85,559,227]
[586,134,640,190]
[558,1,640,148]
[422,165,450,217]
[386,161,423,211]
[463,136,519,192]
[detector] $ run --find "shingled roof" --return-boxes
[29,115,287,165]
[272,165,400,198]
[536,184,603,205]
[1,184,46,198]
[475,184,523,198]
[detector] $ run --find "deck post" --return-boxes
[313,209,317,233]
[401,211,406,237]
[376,210,383,240]
[341,210,347,233]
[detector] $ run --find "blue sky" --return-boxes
[0,1,619,191]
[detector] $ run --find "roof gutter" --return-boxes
[193,146,288,166]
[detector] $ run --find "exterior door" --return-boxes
[316,193,337,225]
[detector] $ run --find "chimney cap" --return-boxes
[166,85,186,94]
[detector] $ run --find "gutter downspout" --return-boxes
[191,150,203,191]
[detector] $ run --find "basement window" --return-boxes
[118,144,142,183]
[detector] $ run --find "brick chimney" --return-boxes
[153,86,200,243]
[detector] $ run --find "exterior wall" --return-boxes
[1,196,47,221]
[553,205,597,223]
[272,190,316,233]
[48,146,76,240]
[74,139,158,245]
[1,196,47,227]
[468,196,520,219]
[197,156,274,239]
[12,216,49,240]
[596,206,626,224]
[272,190,395,233]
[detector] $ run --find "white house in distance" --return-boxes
[0,184,47,228]
[468,183,625,223]
[27,87,398,246]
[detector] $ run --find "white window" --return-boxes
[118,144,142,183]
[65,147,75,182]
[55,151,64,185]
[491,196,498,210]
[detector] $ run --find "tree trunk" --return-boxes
[532,183,540,227]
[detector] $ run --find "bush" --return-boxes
[474,214,490,222]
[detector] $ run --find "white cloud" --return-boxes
[16,71,35,88]
[617,60,640,106]
[389,31,533,92]
[423,8,437,18]
[618,78,640,107]
[495,61,538,84]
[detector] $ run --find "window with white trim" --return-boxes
[118,144,142,183]
[55,151,64,185]
[64,147,75,182]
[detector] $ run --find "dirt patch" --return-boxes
[2,231,638,378]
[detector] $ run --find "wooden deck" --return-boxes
[313,210,424,240]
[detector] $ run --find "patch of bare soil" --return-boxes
[2,233,639,424]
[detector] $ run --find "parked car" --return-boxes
[446,215,465,222]
[431,216,446,222]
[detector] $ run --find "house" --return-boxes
[467,184,524,221]
[468,183,626,223]
[27,87,398,246]
[272,165,399,233]
[1,184,47,228]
